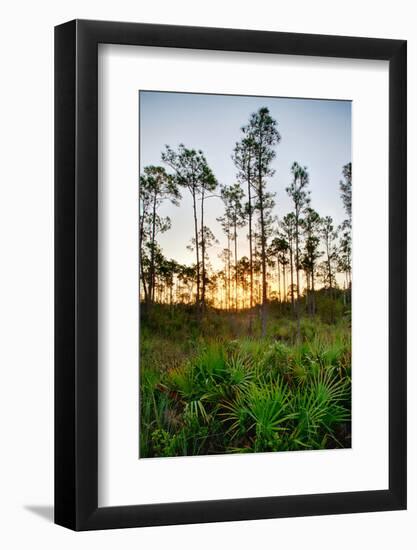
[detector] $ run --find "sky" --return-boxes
[139,90,351,270]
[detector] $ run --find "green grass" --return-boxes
[140,303,351,458]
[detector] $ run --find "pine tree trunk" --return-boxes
[247,178,254,334]
[277,255,281,304]
[149,192,157,305]
[200,187,206,308]
[295,214,301,341]
[227,234,231,311]
[192,189,200,305]
[234,221,238,312]
[311,268,316,316]
[259,187,267,337]
[282,263,286,306]
[289,243,295,313]
[140,269,148,304]
[326,237,333,298]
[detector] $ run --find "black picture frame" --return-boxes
[55,19,407,531]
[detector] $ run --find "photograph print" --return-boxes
[139,91,352,459]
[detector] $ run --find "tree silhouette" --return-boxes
[340,162,352,224]
[139,165,180,307]
[188,226,218,305]
[217,217,233,310]
[177,263,197,303]
[301,204,322,315]
[280,213,296,312]
[286,162,310,337]
[233,133,257,311]
[339,162,352,291]
[236,256,251,309]
[199,167,218,307]
[157,258,179,305]
[320,215,339,294]
[220,183,245,311]
[245,107,281,335]
[162,145,217,307]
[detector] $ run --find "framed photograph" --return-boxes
[55,20,406,530]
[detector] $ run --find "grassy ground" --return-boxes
[140,300,351,458]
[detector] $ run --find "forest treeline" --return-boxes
[139,107,351,336]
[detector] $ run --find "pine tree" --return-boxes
[245,108,281,336]
[162,145,217,306]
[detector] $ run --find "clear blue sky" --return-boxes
[139,91,351,269]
